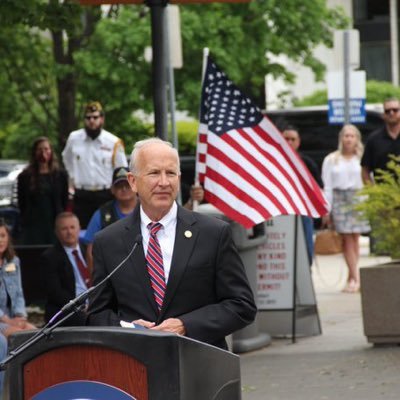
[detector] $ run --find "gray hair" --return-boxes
[129,137,181,175]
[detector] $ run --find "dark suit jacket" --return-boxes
[87,204,257,349]
[41,241,87,326]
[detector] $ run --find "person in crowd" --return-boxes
[62,101,128,228]
[41,212,90,326]
[17,136,68,245]
[0,219,36,337]
[322,124,370,293]
[87,138,256,349]
[183,184,205,210]
[283,126,323,264]
[361,97,400,183]
[83,167,137,271]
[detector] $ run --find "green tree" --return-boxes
[0,0,348,157]
[176,0,348,114]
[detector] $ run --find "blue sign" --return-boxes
[32,380,136,400]
[328,98,366,124]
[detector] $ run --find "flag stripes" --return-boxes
[195,57,328,228]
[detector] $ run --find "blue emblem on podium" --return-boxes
[32,380,136,400]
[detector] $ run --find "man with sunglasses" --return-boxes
[361,98,400,184]
[62,101,128,228]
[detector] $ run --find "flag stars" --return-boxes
[200,59,263,132]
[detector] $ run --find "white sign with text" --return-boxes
[257,216,295,310]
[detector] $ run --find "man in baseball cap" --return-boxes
[83,167,137,269]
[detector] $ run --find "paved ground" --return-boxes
[240,252,400,400]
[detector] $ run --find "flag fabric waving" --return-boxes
[195,57,329,229]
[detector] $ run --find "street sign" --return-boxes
[80,0,251,4]
[327,70,366,124]
[333,29,360,70]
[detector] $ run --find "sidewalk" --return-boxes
[240,250,400,400]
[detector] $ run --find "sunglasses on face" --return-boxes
[384,108,400,114]
[85,115,101,120]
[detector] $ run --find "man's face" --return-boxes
[128,143,180,221]
[111,180,136,203]
[56,216,80,247]
[283,129,301,151]
[84,111,104,131]
[383,100,400,126]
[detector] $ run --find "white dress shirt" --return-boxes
[64,245,88,296]
[322,153,364,210]
[140,202,178,283]
[62,128,128,189]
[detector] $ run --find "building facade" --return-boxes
[266,0,399,109]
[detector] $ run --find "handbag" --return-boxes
[314,229,343,255]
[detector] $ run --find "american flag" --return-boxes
[195,58,328,228]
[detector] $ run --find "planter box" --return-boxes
[360,261,400,344]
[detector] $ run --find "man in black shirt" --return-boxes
[361,98,400,183]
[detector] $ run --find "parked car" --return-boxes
[264,104,383,169]
[0,160,27,207]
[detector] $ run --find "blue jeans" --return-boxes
[302,216,314,266]
[0,334,7,396]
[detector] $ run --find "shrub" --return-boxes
[356,156,400,258]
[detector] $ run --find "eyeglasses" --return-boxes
[384,108,400,114]
[85,115,101,120]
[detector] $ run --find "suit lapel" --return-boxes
[122,207,159,314]
[57,242,78,293]
[160,206,198,318]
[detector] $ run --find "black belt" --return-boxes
[75,186,109,192]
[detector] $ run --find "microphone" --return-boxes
[50,234,143,323]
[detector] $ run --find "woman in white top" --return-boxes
[322,124,370,293]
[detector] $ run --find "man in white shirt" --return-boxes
[62,101,128,228]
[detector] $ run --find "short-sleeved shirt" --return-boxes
[83,201,132,244]
[62,128,128,189]
[361,126,400,176]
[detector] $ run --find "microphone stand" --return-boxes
[0,234,142,371]
[0,304,86,370]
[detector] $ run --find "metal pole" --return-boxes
[147,0,169,139]
[390,0,399,86]
[165,7,182,204]
[166,7,178,150]
[291,215,298,344]
[343,30,350,125]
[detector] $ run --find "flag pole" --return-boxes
[291,215,298,343]
[193,47,209,211]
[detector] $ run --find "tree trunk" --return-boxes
[56,74,77,150]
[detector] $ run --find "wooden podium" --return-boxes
[8,327,241,400]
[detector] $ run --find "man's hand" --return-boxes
[133,319,156,329]
[151,318,186,336]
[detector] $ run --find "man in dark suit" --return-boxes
[41,212,90,326]
[87,138,257,349]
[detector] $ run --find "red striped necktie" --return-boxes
[146,222,166,311]
[72,249,91,287]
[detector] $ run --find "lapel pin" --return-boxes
[184,230,192,238]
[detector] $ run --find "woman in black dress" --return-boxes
[17,137,68,245]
